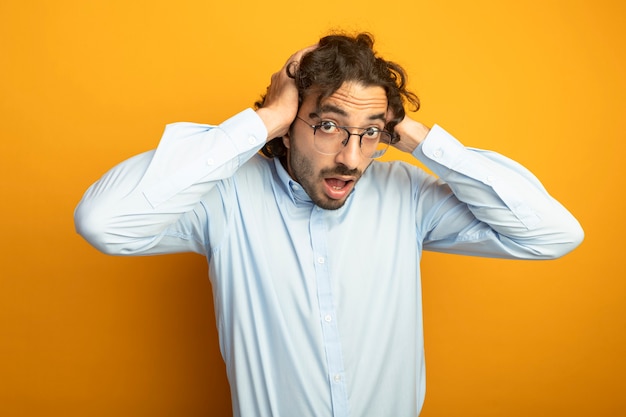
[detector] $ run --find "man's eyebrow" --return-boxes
[317,104,347,117]
[310,104,387,122]
[367,112,387,122]
[308,104,346,120]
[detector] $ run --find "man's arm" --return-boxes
[74,111,268,255]
[395,117,584,259]
[74,46,312,256]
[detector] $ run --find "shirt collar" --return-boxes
[273,157,313,207]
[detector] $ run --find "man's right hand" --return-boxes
[256,45,316,140]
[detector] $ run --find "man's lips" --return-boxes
[326,178,350,189]
[323,177,355,200]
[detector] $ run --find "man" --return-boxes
[75,33,583,416]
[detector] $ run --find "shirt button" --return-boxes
[433,149,443,159]
[486,175,495,184]
[206,158,214,166]
[324,314,332,323]
[333,374,342,383]
[248,136,257,144]
[317,257,325,264]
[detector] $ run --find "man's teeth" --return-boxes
[327,178,347,189]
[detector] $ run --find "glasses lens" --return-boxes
[313,124,345,154]
[368,133,391,158]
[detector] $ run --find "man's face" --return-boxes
[283,81,389,210]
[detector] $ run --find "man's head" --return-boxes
[258,32,420,210]
[259,32,419,158]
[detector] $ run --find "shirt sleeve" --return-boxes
[413,124,584,259]
[74,108,267,256]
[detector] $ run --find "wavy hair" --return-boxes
[256,32,420,158]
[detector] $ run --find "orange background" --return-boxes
[1,0,624,416]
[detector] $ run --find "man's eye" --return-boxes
[363,127,381,138]
[318,121,339,133]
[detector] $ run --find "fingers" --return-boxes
[392,116,431,153]
[265,44,317,108]
[256,44,318,140]
[283,44,317,74]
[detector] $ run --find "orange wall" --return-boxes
[1,0,624,416]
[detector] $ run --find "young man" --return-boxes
[75,33,583,416]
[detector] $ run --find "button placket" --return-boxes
[309,208,350,416]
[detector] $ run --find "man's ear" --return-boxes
[282,131,291,149]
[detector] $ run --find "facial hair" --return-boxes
[286,150,362,211]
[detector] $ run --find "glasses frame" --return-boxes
[295,116,392,159]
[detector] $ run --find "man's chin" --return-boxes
[312,194,349,211]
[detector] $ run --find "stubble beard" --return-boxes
[287,150,362,211]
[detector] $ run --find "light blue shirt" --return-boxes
[75,108,583,417]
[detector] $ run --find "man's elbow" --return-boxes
[541,219,585,259]
[74,201,120,256]
[561,222,585,256]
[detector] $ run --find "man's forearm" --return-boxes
[415,125,584,258]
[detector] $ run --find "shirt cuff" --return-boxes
[413,124,467,176]
[220,108,268,157]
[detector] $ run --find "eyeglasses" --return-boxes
[295,116,393,159]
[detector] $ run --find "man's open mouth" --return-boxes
[323,177,354,199]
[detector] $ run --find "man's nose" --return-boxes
[334,133,364,169]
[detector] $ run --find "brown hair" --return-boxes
[257,32,420,158]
